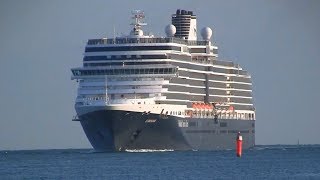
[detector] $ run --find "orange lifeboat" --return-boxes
[228,105,234,111]
[192,103,199,109]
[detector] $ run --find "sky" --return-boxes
[0,0,319,150]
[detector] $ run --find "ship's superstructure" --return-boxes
[71,10,255,151]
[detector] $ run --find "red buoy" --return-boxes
[236,132,243,157]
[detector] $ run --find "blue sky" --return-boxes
[0,0,319,150]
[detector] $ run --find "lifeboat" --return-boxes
[205,103,213,110]
[228,105,234,111]
[192,102,200,109]
[192,103,196,109]
[195,103,199,109]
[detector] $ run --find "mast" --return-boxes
[130,10,147,36]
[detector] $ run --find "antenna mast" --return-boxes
[130,10,147,36]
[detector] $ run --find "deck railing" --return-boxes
[87,37,210,46]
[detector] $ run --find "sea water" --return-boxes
[1,145,320,179]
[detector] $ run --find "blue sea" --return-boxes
[1,145,320,180]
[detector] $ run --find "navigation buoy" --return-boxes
[236,132,243,157]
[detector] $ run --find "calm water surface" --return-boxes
[1,145,320,179]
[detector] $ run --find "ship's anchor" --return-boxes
[159,109,168,119]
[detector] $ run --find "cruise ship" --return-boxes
[71,9,255,151]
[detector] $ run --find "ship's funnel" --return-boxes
[171,9,197,40]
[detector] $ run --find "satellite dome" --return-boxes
[201,27,213,40]
[165,24,176,37]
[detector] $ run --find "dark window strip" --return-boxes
[190,48,206,53]
[186,130,213,133]
[85,46,181,52]
[154,100,190,106]
[83,55,168,61]
[72,68,177,76]
[84,61,169,67]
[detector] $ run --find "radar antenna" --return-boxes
[130,10,147,36]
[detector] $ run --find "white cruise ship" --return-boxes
[71,9,255,151]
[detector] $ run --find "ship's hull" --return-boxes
[78,109,255,151]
